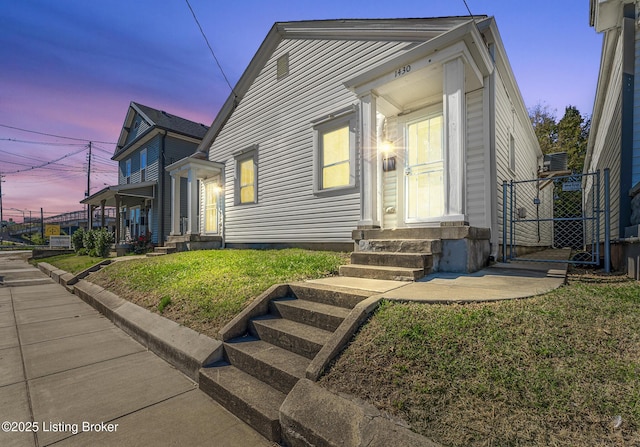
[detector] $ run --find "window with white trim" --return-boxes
[314,113,356,193]
[140,149,147,182]
[125,159,131,184]
[235,146,258,205]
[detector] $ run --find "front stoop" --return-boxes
[198,284,371,443]
[150,234,222,256]
[340,226,491,278]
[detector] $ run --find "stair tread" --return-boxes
[200,363,285,419]
[225,337,310,380]
[342,264,423,272]
[253,316,331,342]
[274,297,351,319]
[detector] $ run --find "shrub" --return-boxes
[74,228,114,257]
[92,228,114,257]
[71,228,85,251]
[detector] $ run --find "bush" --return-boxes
[73,228,114,257]
[71,228,85,251]
[93,228,114,257]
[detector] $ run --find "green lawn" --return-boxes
[34,253,107,274]
[320,274,640,447]
[84,249,348,337]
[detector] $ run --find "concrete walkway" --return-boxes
[308,250,569,302]
[0,252,271,447]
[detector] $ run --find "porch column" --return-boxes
[114,194,121,243]
[443,56,467,221]
[358,92,380,228]
[170,174,181,235]
[100,200,106,228]
[186,169,199,235]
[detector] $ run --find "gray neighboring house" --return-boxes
[587,0,640,278]
[82,102,208,246]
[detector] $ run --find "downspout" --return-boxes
[158,131,167,246]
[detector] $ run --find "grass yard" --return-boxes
[85,249,348,338]
[34,253,107,274]
[320,273,640,447]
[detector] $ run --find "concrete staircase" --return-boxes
[149,234,222,256]
[198,284,369,442]
[339,238,442,281]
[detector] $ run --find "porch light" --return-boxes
[379,140,393,153]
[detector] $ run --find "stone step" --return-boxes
[357,238,442,254]
[152,246,176,255]
[339,264,425,281]
[249,316,331,360]
[271,297,350,332]
[350,251,433,269]
[199,363,285,442]
[224,336,310,394]
[288,283,371,309]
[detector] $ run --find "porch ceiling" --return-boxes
[374,64,444,113]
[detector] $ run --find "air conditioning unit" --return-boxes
[543,152,568,172]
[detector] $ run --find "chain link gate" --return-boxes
[502,170,610,270]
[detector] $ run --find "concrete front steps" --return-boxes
[339,238,441,281]
[149,234,222,256]
[198,284,369,443]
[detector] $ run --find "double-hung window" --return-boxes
[234,146,258,205]
[314,111,356,193]
[125,159,131,184]
[140,149,147,182]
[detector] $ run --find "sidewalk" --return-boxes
[308,251,569,302]
[0,252,272,447]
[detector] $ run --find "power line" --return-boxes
[0,138,87,147]
[184,0,237,99]
[0,123,116,145]
[1,146,88,174]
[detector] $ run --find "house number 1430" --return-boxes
[395,65,411,77]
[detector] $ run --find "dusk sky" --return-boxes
[1,0,601,222]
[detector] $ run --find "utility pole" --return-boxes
[0,172,4,226]
[86,142,92,229]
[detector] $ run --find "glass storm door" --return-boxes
[405,114,444,221]
[204,181,218,233]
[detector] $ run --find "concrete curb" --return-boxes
[37,263,223,382]
[280,379,441,447]
[306,296,382,381]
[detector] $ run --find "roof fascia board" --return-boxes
[167,156,225,175]
[276,18,480,41]
[113,128,157,161]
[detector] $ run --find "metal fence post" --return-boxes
[604,168,611,273]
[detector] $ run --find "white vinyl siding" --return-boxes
[209,38,412,244]
[494,70,545,247]
[465,89,487,228]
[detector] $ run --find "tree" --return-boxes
[529,103,590,173]
[529,103,558,155]
[557,106,590,173]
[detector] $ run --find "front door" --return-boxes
[405,113,444,222]
[204,179,219,234]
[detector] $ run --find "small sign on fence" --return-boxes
[45,225,61,236]
[562,181,581,192]
[49,235,72,249]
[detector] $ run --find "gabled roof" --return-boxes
[113,102,209,160]
[195,17,489,156]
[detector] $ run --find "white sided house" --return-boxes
[166,17,542,277]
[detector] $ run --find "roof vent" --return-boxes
[277,53,289,80]
[543,152,567,172]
